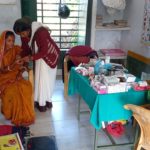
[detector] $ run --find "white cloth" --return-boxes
[102,0,126,10]
[30,22,57,106]
[34,56,57,106]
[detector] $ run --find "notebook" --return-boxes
[0,133,24,150]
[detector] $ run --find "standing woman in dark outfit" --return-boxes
[13,17,60,112]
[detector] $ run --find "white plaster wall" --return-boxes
[0,0,21,44]
[95,31,121,50]
[93,0,125,50]
[120,0,150,58]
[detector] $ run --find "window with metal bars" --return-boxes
[37,0,86,51]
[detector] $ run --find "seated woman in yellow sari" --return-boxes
[0,31,35,126]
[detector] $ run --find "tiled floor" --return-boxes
[0,78,135,150]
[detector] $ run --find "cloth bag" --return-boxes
[58,3,70,19]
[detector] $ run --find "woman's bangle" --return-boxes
[7,66,12,71]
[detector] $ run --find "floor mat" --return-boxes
[27,135,58,150]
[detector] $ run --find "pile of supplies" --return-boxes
[75,58,150,94]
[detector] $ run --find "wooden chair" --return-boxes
[28,69,34,90]
[28,69,34,105]
[124,104,150,150]
[64,55,70,99]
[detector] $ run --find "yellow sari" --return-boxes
[0,31,35,126]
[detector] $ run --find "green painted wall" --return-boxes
[21,0,37,21]
[127,56,150,78]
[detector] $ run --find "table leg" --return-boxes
[77,95,90,121]
[94,129,98,150]
[77,95,81,121]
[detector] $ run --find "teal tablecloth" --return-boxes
[68,68,148,130]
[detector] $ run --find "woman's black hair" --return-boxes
[13,21,31,33]
[13,16,32,34]
[5,31,15,39]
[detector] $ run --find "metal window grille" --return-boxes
[37,0,84,51]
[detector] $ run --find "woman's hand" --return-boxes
[15,55,24,65]
[15,59,24,65]
[21,55,33,62]
[20,66,28,72]
[15,55,32,65]
[16,71,23,80]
